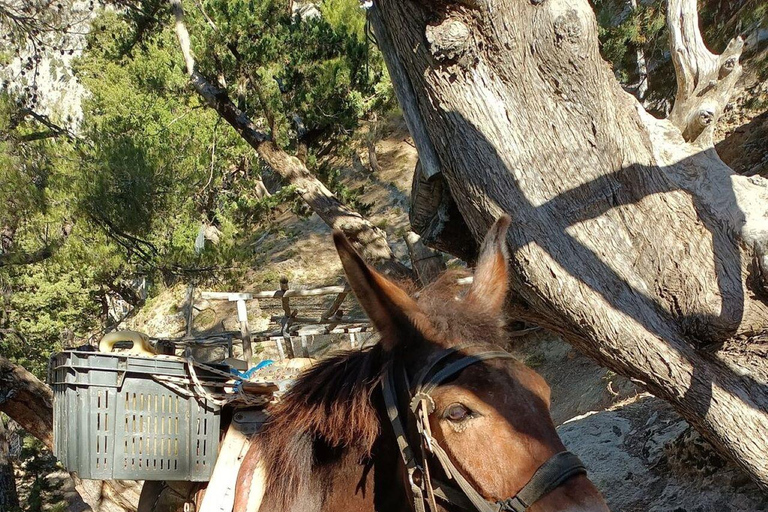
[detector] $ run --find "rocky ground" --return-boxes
[516,332,768,512]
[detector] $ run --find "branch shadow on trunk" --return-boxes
[441,111,768,481]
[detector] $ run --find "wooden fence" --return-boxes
[201,277,372,361]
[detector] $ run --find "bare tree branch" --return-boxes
[0,222,72,268]
[168,0,411,277]
[667,0,744,146]
[0,356,143,511]
[0,356,53,448]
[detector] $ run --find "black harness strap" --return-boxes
[418,351,515,396]
[383,347,588,512]
[497,452,587,512]
[383,365,428,512]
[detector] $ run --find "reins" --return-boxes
[382,346,587,512]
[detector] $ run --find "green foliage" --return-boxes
[593,1,668,94]
[193,0,393,150]
[0,91,95,376]
[231,184,301,225]
[0,0,394,377]
[314,161,373,217]
[73,9,258,274]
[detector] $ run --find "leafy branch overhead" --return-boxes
[168,0,409,276]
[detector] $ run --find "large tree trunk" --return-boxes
[372,0,768,489]
[0,356,142,511]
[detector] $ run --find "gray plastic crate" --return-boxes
[50,351,230,481]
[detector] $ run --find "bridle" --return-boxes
[382,346,587,512]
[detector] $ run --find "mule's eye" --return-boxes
[444,403,471,422]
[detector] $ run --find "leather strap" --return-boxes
[429,439,500,512]
[383,348,588,512]
[498,452,586,512]
[418,351,515,396]
[383,365,428,512]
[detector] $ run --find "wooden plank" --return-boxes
[292,324,373,337]
[239,381,280,395]
[199,411,267,512]
[279,277,292,318]
[203,286,350,300]
[321,289,349,320]
[269,315,369,325]
[236,300,249,323]
[272,337,286,361]
[252,285,347,299]
[201,292,253,301]
[279,278,296,359]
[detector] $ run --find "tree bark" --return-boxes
[0,356,142,511]
[0,415,20,511]
[169,0,410,277]
[0,356,53,448]
[372,0,768,488]
[409,161,478,263]
[667,0,744,146]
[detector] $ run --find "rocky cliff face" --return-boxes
[1,1,95,128]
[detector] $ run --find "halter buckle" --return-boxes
[409,465,425,488]
[498,496,528,512]
[410,392,436,414]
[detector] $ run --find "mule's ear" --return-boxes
[333,231,428,350]
[465,215,511,314]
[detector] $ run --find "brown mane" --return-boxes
[256,269,508,509]
[257,345,386,509]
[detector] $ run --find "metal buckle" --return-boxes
[409,465,425,488]
[410,392,436,414]
[417,403,436,454]
[498,495,528,512]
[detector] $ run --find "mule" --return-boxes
[234,216,610,512]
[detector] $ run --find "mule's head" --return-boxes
[333,217,610,512]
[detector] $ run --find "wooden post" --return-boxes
[200,292,254,365]
[279,277,296,358]
[272,337,286,361]
[321,287,349,321]
[185,283,195,338]
[405,231,445,286]
[236,299,253,365]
